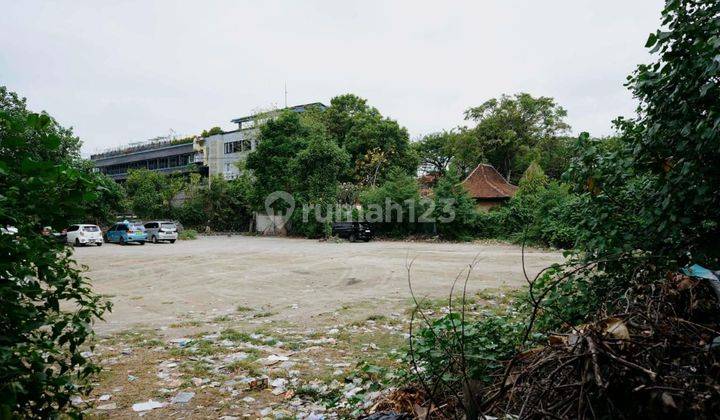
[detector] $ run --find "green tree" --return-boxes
[359,168,424,237]
[413,131,454,175]
[290,134,349,237]
[202,175,253,231]
[0,93,111,417]
[86,170,125,225]
[1,86,81,162]
[447,127,483,178]
[293,134,350,203]
[464,93,570,182]
[246,111,309,211]
[517,161,549,196]
[322,94,417,184]
[433,171,478,240]
[569,0,720,265]
[124,169,171,219]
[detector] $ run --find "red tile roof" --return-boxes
[461,164,518,199]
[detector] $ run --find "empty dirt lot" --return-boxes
[74,236,563,336]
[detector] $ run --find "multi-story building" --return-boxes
[91,137,205,181]
[91,102,326,182]
[194,102,326,180]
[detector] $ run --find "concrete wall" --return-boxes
[255,214,288,235]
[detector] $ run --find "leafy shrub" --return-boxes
[432,171,477,241]
[0,92,111,416]
[178,229,198,240]
[359,168,426,237]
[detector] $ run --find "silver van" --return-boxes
[143,221,178,243]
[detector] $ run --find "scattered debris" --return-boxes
[170,391,195,404]
[262,354,289,366]
[132,400,165,412]
[169,338,192,347]
[97,403,117,410]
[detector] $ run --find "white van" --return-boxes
[143,221,178,243]
[66,224,103,246]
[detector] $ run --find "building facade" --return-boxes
[91,139,204,181]
[194,128,257,179]
[91,102,327,182]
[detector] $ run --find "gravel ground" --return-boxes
[74,236,563,336]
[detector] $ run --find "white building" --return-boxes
[194,102,327,180]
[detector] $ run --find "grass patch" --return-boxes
[235,305,253,312]
[253,311,277,318]
[168,320,202,328]
[225,359,262,376]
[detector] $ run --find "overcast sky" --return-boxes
[1,1,662,156]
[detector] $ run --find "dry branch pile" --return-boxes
[488,273,720,419]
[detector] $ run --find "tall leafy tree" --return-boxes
[569,0,720,265]
[124,169,175,219]
[0,90,111,417]
[413,131,455,175]
[464,93,570,182]
[322,94,417,184]
[291,134,349,237]
[246,111,309,211]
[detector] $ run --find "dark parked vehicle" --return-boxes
[331,222,373,242]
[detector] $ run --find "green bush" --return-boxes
[408,309,527,386]
[1,89,111,417]
[433,171,477,241]
[178,229,198,240]
[359,168,426,237]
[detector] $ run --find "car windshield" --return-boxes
[161,223,176,230]
[130,224,145,231]
[83,226,100,232]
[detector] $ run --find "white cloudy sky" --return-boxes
[1,1,662,156]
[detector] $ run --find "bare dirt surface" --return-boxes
[72,236,563,418]
[74,236,562,337]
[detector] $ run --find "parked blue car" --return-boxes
[105,221,147,245]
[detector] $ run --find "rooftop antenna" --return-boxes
[284,82,288,108]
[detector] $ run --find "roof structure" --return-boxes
[231,102,327,124]
[461,164,518,199]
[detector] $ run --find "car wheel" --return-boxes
[152,235,158,244]
[363,238,370,242]
[96,242,102,246]
[74,238,81,247]
[119,237,125,245]
[170,239,176,244]
[139,241,145,245]
[349,233,356,243]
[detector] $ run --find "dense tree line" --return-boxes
[112,92,585,245]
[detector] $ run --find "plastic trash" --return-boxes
[682,264,720,302]
[170,391,195,404]
[132,400,165,412]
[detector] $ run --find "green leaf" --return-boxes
[645,32,657,48]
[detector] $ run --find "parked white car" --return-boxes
[143,221,178,243]
[66,224,103,246]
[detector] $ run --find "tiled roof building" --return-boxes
[461,164,518,209]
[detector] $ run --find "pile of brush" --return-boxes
[486,272,720,419]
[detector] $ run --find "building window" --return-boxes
[224,141,242,154]
[225,140,252,154]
